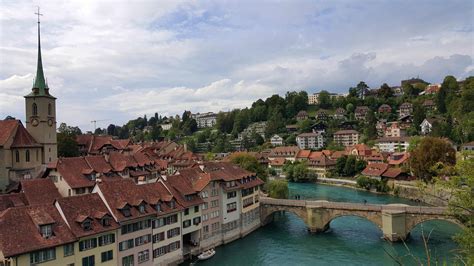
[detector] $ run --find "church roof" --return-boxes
[11,122,42,148]
[0,120,18,147]
[25,14,55,99]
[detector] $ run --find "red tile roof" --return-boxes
[382,168,403,178]
[54,157,96,189]
[0,205,76,257]
[56,194,119,238]
[10,122,42,148]
[20,179,62,206]
[362,163,389,177]
[269,158,286,166]
[97,179,160,222]
[0,193,28,211]
[296,150,311,159]
[85,155,112,173]
[0,120,19,147]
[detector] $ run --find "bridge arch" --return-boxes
[406,216,465,235]
[260,205,309,227]
[323,213,384,233]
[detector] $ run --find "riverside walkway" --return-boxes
[260,197,463,241]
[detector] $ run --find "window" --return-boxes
[79,238,97,251]
[194,205,199,213]
[155,203,161,212]
[121,219,151,234]
[211,222,220,231]
[183,220,191,228]
[64,243,74,257]
[26,150,30,162]
[153,247,167,258]
[101,217,111,227]
[137,250,149,264]
[119,239,134,251]
[203,225,209,233]
[210,210,219,219]
[193,217,201,225]
[15,150,19,163]
[48,103,52,116]
[30,248,56,264]
[166,214,178,225]
[135,234,151,246]
[153,218,164,228]
[202,203,208,210]
[211,188,218,197]
[227,202,237,213]
[227,191,237,199]
[82,255,95,266]
[82,220,92,231]
[32,103,38,116]
[200,191,208,198]
[167,227,180,238]
[122,255,134,266]
[169,241,180,252]
[121,206,131,217]
[202,214,209,221]
[98,234,115,246]
[153,232,165,243]
[211,200,219,208]
[169,200,176,209]
[101,250,113,262]
[184,208,189,215]
[243,197,254,208]
[138,203,146,214]
[40,224,52,238]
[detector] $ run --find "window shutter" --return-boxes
[111,234,115,243]
[92,238,97,248]
[79,241,84,251]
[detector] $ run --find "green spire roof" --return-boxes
[26,12,55,99]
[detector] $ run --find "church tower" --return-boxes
[25,8,57,164]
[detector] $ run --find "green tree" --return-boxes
[378,83,393,99]
[410,137,456,181]
[57,123,81,157]
[318,90,332,109]
[266,180,289,199]
[229,153,268,182]
[411,102,426,133]
[346,103,355,113]
[436,154,473,263]
[336,156,347,176]
[298,119,313,133]
[356,81,369,99]
[364,110,377,140]
[343,155,357,176]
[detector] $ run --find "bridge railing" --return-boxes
[260,197,448,215]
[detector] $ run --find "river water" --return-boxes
[188,183,462,265]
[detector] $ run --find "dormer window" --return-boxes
[121,206,131,217]
[156,204,162,212]
[82,220,92,231]
[138,204,146,214]
[101,217,111,227]
[40,224,52,238]
[169,200,176,209]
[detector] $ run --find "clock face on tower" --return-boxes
[48,119,54,127]
[31,118,39,127]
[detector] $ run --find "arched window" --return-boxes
[26,150,30,162]
[48,103,52,116]
[32,103,38,116]
[15,150,20,162]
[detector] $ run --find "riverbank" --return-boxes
[314,177,449,206]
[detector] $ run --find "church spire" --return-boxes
[27,7,53,98]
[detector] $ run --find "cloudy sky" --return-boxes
[0,0,472,131]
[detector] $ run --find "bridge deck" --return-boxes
[260,197,448,215]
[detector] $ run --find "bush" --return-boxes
[266,180,289,199]
[356,176,390,192]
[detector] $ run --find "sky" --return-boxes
[0,0,473,132]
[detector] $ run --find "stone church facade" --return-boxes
[0,19,57,192]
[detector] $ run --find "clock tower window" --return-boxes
[48,103,52,116]
[33,103,38,116]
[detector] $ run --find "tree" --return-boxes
[364,110,377,140]
[57,123,81,157]
[378,83,393,99]
[346,103,355,113]
[298,119,313,133]
[318,90,331,109]
[266,180,289,199]
[107,124,116,136]
[343,156,357,176]
[436,154,473,264]
[229,153,268,182]
[410,137,456,181]
[336,156,347,175]
[184,138,197,152]
[411,102,426,133]
[356,81,369,99]
[265,111,285,137]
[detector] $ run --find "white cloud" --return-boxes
[0,0,473,131]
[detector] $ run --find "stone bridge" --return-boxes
[260,197,463,242]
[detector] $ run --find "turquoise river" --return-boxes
[185,182,462,265]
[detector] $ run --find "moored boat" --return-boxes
[197,249,216,260]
